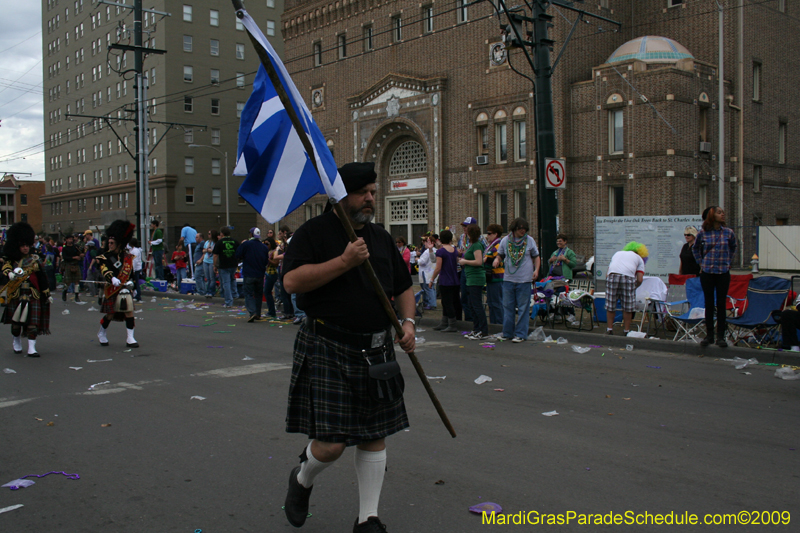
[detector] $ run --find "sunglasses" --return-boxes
[684,234,693,237]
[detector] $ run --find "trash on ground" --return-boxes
[626,331,647,338]
[3,368,17,374]
[474,375,492,385]
[542,335,555,343]
[556,337,568,344]
[62,310,70,315]
[494,388,505,392]
[2,479,35,490]
[542,411,559,417]
[88,381,111,390]
[69,367,82,371]
[190,396,206,400]
[427,376,446,380]
[646,366,661,369]
[242,356,254,361]
[74,301,87,305]
[528,327,546,341]
[626,344,634,351]
[0,504,24,514]
[101,423,112,427]
[571,346,591,354]
[87,359,112,363]
[87,306,98,312]
[434,480,445,485]
[732,357,759,370]
[469,502,503,515]
[741,371,752,375]
[775,367,800,380]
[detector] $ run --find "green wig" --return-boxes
[623,241,649,259]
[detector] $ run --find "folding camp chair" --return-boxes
[667,277,708,342]
[726,273,753,318]
[727,276,790,347]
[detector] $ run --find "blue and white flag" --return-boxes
[233,9,346,223]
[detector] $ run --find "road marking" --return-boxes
[191,362,291,378]
[0,397,37,409]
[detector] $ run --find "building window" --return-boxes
[183,65,193,82]
[211,128,220,145]
[236,72,245,89]
[184,96,193,112]
[753,165,762,193]
[457,0,468,23]
[212,188,222,206]
[186,187,195,204]
[235,43,245,60]
[20,194,27,206]
[609,109,624,154]
[752,61,761,101]
[778,122,787,164]
[184,129,193,143]
[495,123,507,163]
[388,141,427,176]
[211,158,221,175]
[210,39,219,56]
[183,5,192,22]
[514,190,527,220]
[698,184,707,214]
[423,5,434,33]
[210,68,219,85]
[338,34,347,59]
[776,217,788,226]
[514,120,526,161]
[477,125,488,155]
[211,98,220,115]
[363,26,373,52]
[699,107,709,143]
[478,193,489,231]
[668,0,684,7]
[267,20,275,36]
[496,192,508,229]
[305,205,312,221]
[267,0,275,7]
[185,156,195,174]
[183,35,192,52]
[392,15,402,42]
[237,102,244,118]
[610,186,624,216]
[313,42,322,66]
[236,18,244,31]
[209,9,219,27]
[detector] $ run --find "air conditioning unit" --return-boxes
[476,155,489,165]
[699,142,712,153]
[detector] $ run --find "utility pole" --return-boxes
[717,0,725,212]
[499,1,620,264]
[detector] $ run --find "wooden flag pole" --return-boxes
[231,0,456,438]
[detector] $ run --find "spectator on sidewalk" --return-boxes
[179,223,198,278]
[237,227,270,322]
[129,238,143,302]
[192,233,207,295]
[679,225,701,276]
[429,229,461,332]
[605,242,647,335]
[171,242,188,290]
[214,227,239,307]
[495,218,540,343]
[458,224,488,340]
[263,237,280,319]
[203,229,219,299]
[484,224,505,325]
[149,220,165,280]
[417,236,437,310]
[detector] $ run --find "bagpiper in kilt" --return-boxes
[280,162,417,533]
[96,220,139,349]
[0,222,51,357]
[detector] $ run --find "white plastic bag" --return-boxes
[474,375,492,385]
[556,337,568,345]
[528,327,546,342]
[571,346,591,354]
[688,307,705,320]
[732,357,759,370]
[774,367,800,380]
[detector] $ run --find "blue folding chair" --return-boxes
[667,277,707,342]
[727,276,790,347]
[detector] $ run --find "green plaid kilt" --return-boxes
[286,322,409,446]
[63,263,81,284]
[3,296,51,336]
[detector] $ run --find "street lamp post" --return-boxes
[188,144,229,227]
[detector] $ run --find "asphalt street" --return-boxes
[1,294,798,532]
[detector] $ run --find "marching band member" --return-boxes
[96,220,139,348]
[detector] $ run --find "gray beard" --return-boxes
[352,211,374,225]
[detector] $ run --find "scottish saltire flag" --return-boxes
[234,9,346,223]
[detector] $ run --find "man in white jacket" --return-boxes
[417,235,437,309]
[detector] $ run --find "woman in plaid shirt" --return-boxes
[693,206,737,347]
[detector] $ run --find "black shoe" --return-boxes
[248,314,257,323]
[62,291,67,302]
[284,466,312,527]
[716,339,728,348]
[25,353,40,358]
[74,294,80,303]
[127,342,139,348]
[700,336,714,347]
[353,516,388,533]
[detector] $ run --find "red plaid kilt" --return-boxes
[3,295,50,336]
[286,322,409,446]
[100,292,134,321]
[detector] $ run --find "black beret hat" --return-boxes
[339,162,377,193]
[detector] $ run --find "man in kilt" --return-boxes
[0,222,51,357]
[60,233,83,302]
[96,220,139,348]
[281,162,416,533]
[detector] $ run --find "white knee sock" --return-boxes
[355,448,386,523]
[296,443,333,489]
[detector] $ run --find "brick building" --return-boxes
[277,0,799,264]
[0,175,46,232]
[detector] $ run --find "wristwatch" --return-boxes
[400,318,416,326]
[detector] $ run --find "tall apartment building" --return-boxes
[40,0,285,245]
[277,0,798,263]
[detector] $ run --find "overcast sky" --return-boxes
[0,2,45,180]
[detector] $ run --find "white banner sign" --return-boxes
[390,178,427,191]
[594,215,703,282]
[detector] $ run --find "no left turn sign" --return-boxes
[545,158,566,189]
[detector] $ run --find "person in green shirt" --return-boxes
[548,233,578,279]
[149,220,164,280]
[458,224,488,340]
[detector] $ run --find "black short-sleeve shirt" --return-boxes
[282,211,413,332]
[213,237,239,269]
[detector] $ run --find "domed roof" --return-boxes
[607,36,693,64]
